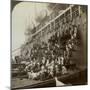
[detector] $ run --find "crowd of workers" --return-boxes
[23,16,80,81]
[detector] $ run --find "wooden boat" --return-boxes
[11,68,87,90]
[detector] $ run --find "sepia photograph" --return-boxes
[11,0,88,89]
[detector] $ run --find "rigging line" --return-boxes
[12,47,21,52]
